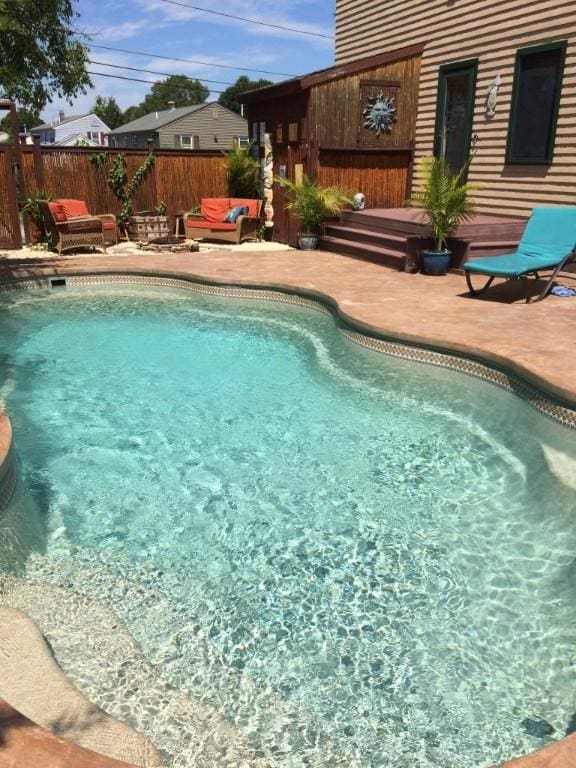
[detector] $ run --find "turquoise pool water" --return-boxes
[1,284,576,767]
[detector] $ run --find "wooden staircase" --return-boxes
[320,208,528,272]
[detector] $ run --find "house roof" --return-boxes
[241,42,426,103]
[109,103,208,134]
[31,114,88,131]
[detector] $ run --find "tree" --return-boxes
[92,95,124,130]
[218,76,273,115]
[0,107,41,139]
[140,75,209,113]
[0,0,90,111]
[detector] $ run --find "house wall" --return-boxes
[157,104,249,149]
[53,115,109,146]
[335,0,576,217]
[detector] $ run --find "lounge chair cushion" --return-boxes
[465,207,576,276]
[201,198,231,223]
[186,220,237,231]
[48,202,67,222]
[59,199,90,219]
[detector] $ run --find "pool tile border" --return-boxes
[1,272,575,431]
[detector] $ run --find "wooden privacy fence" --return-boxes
[15,146,228,244]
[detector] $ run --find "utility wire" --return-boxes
[157,0,334,39]
[87,70,227,95]
[89,60,235,86]
[78,39,296,77]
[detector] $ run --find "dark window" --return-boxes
[507,41,567,164]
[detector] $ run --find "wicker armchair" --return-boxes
[39,200,118,255]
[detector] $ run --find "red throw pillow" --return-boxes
[48,201,67,222]
[59,199,90,218]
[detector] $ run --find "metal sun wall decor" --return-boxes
[362,90,397,135]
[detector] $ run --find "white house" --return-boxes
[30,111,110,146]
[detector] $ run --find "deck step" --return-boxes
[319,235,406,270]
[324,224,408,249]
[467,240,521,259]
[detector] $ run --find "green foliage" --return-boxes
[20,188,51,242]
[408,156,478,251]
[0,0,90,111]
[122,104,146,125]
[140,75,208,113]
[155,200,167,215]
[119,75,209,126]
[92,95,124,130]
[218,76,273,115]
[106,152,155,225]
[224,143,260,198]
[280,175,352,234]
[89,151,107,169]
[0,107,41,139]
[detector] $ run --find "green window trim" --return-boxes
[433,58,478,162]
[506,40,567,166]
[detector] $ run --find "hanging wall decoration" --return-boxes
[362,90,397,135]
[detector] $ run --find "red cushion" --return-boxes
[200,198,231,223]
[186,220,237,231]
[48,201,67,222]
[59,199,90,218]
[229,198,260,217]
[102,220,116,230]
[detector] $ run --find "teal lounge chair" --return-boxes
[464,206,576,303]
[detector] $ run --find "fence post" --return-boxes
[32,136,45,191]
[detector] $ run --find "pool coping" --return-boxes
[1,266,576,768]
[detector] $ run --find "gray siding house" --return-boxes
[108,102,248,150]
[30,112,110,146]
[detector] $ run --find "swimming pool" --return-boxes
[1,280,576,768]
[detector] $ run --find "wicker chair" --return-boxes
[39,200,118,255]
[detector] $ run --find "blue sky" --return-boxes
[44,0,335,122]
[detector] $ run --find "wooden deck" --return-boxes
[321,207,528,272]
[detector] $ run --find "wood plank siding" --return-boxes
[157,104,248,150]
[335,0,576,217]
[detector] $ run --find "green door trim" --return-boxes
[433,59,478,165]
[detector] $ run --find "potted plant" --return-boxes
[280,174,352,250]
[408,155,477,275]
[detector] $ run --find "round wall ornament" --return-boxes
[362,91,397,135]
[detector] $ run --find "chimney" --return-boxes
[168,101,176,111]
[58,110,65,122]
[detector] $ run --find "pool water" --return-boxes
[1,285,576,768]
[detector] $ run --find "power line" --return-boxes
[89,60,235,86]
[157,0,334,39]
[87,70,227,95]
[78,39,296,77]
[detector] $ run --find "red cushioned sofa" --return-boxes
[39,199,118,255]
[183,198,262,244]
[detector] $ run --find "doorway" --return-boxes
[434,60,478,173]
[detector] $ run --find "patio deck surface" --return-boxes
[0,245,576,768]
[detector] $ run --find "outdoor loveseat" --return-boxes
[40,199,118,255]
[183,198,262,244]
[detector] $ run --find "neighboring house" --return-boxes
[244,1,576,222]
[30,112,110,146]
[108,102,249,150]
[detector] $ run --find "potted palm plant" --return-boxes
[408,155,477,275]
[280,174,352,250]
